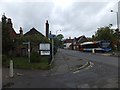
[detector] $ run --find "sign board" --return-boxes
[41,51,50,55]
[39,43,50,55]
[23,42,30,44]
[39,43,50,50]
[48,34,56,39]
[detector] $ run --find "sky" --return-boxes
[0,0,120,39]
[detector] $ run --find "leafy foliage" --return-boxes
[54,34,64,48]
[94,26,114,41]
[30,52,41,63]
[56,34,64,41]
[92,25,119,50]
[15,34,51,53]
[2,55,8,65]
[2,16,13,55]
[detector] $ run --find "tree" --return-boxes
[113,29,120,51]
[94,26,114,41]
[92,25,117,50]
[56,34,64,41]
[54,34,64,48]
[2,15,13,55]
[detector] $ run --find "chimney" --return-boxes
[45,20,49,38]
[7,18,13,28]
[19,27,23,36]
[69,36,71,39]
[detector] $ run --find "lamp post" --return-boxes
[111,10,120,51]
[56,30,61,36]
[110,10,119,30]
[56,30,62,50]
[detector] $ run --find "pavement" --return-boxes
[50,49,88,75]
[2,49,88,88]
[99,52,120,57]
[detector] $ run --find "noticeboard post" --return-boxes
[23,42,30,63]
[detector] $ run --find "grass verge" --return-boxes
[3,57,50,70]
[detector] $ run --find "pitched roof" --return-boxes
[24,27,44,36]
[64,39,73,43]
[77,35,88,43]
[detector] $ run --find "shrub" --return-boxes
[30,52,41,63]
[2,55,8,64]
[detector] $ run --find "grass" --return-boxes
[3,57,51,70]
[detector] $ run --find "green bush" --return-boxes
[30,52,41,63]
[2,55,8,65]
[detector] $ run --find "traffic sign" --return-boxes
[48,34,56,39]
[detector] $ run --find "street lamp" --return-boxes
[56,30,62,50]
[56,30,61,36]
[111,10,120,51]
[110,10,119,30]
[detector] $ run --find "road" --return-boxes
[2,49,119,88]
[66,49,118,68]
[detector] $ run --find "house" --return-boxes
[24,27,44,36]
[70,35,88,50]
[64,35,88,50]
[77,35,88,43]
[63,37,73,49]
[2,14,51,56]
[15,27,51,56]
[24,27,49,51]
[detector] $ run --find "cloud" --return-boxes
[1,2,55,35]
[0,0,118,39]
[52,2,117,38]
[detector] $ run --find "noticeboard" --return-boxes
[39,43,50,55]
[41,51,50,55]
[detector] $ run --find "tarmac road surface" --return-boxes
[2,49,119,88]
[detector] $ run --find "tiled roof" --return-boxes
[64,39,73,43]
[77,35,88,43]
[24,27,44,36]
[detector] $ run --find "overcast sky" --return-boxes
[0,0,119,39]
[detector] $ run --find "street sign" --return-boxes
[41,51,50,55]
[39,43,50,50]
[48,34,56,39]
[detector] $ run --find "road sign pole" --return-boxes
[52,39,54,60]
[28,42,30,63]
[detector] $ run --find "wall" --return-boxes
[64,43,72,49]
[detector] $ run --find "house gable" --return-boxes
[77,35,88,43]
[24,27,44,37]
